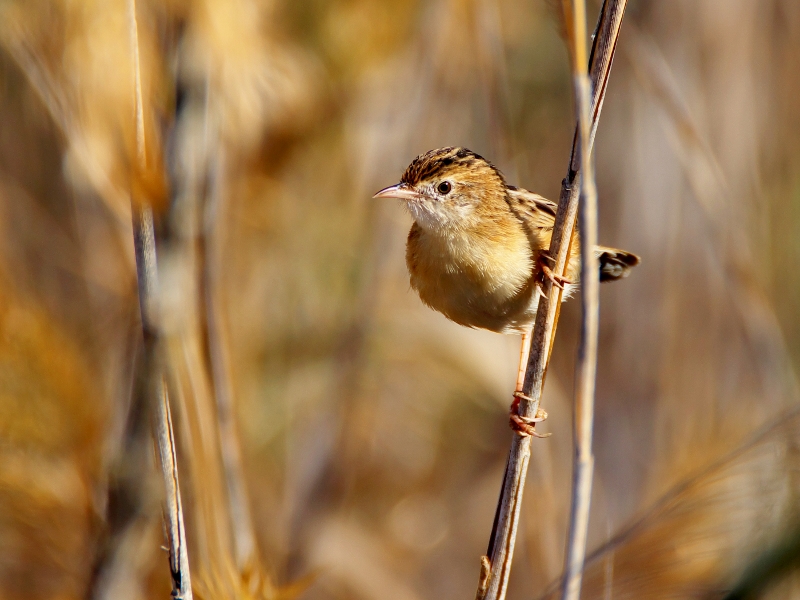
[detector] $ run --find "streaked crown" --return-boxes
[400,147,506,188]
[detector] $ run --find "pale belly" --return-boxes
[406,228,540,334]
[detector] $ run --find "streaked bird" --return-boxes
[374,147,639,434]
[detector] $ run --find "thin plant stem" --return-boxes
[561,0,600,596]
[131,203,194,600]
[533,402,800,600]
[476,2,627,599]
[128,1,193,597]
[202,141,258,570]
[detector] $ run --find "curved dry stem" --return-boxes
[128,1,194,597]
[476,2,628,599]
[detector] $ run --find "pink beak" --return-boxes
[372,183,422,201]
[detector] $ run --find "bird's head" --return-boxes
[373,147,507,232]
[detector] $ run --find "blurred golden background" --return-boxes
[1,0,800,598]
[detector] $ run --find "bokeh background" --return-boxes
[1,0,800,598]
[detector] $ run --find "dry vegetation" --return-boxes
[0,1,799,599]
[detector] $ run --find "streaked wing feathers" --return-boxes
[505,186,558,231]
[506,185,641,282]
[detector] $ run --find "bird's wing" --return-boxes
[505,186,557,232]
[506,185,641,282]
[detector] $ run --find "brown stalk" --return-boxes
[202,146,258,572]
[131,203,194,600]
[561,0,600,597]
[531,402,800,600]
[128,1,194,598]
[165,40,269,593]
[476,2,627,599]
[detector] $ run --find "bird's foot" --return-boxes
[510,391,550,438]
[538,253,573,290]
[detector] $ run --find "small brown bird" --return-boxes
[374,147,639,434]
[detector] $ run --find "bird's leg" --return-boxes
[515,329,530,393]
[538,251,573,290]
[510,330,549,437]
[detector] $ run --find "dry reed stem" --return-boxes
[131,204,194,600]
[165,45,269,591]
[477,2,627,599]
[202,147,258,571]
[161,67,235,590]
[561,0,600,597]
[128,1,194,597]
[533,402,800,599]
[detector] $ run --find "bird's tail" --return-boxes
[595,246,641,282]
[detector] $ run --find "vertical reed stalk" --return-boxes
[131,206,194,600]
[476,2,627,599]
[202,133,258,572]
[561,0,600,597]
[128,1,193,597]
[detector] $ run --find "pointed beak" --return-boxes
[372,183,421,201]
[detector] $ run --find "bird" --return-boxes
[373,147,639,435]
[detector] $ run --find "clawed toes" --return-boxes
[510,413,551,438]
[509,393,550,438]
[537,254,573,289]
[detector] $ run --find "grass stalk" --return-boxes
[476,2,627,599]
[561,0,600,597]
[202,138,258,571]
[128,1,194,597]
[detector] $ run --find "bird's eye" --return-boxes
[437,181,452,195]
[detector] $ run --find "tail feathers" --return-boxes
[595,246,640,282]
